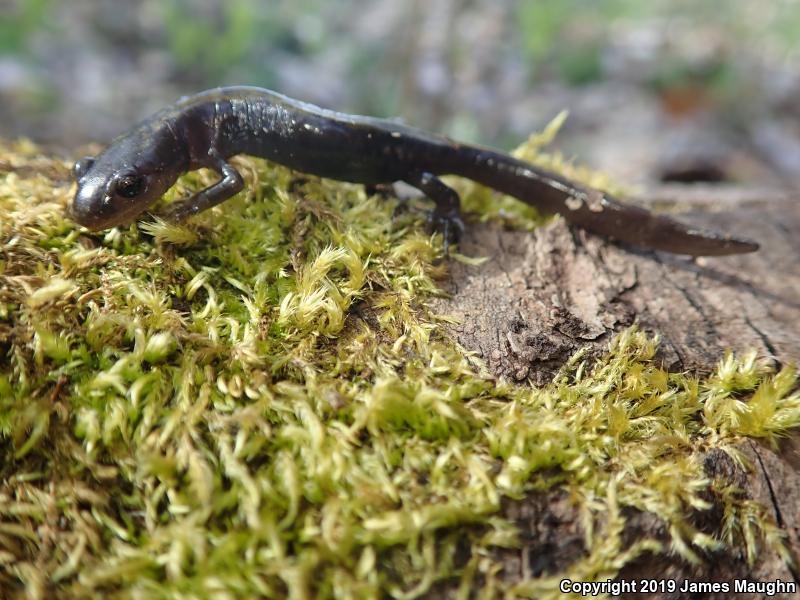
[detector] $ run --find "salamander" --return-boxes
[71,86,758,256]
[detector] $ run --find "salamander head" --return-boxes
[71,133,183,231]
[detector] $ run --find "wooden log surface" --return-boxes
[431,184,800,595]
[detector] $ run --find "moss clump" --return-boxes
[1,131,798,598]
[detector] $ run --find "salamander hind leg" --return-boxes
[163,151,244,223]
[403,171,465,255]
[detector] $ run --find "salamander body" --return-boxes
[72,86,758,256]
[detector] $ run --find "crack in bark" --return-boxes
[744,314,781,368]
[750,440,785,528]
[749,440,800,585]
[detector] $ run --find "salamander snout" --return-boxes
[71,155,173,231]
[71,175,114,230]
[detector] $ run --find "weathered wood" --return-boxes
[434,185,799,383]
[431,184,800,592]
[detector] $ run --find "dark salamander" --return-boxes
[72,86,758,256]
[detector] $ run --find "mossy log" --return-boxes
[2,136,799,597]
[433,185,800,596]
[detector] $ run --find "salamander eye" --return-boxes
[73,156,95,180]
[115,175,148,198]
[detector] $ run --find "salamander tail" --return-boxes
[451,148,758,256]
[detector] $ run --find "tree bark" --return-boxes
[431,184,800,594]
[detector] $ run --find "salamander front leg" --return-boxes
[404,171,465,254]
[162,153,244,223]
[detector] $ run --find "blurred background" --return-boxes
[2,0,800,187]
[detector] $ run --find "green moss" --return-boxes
[0,130,798,598]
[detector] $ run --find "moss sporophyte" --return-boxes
[1,129,798,597]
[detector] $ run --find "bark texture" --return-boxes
[431,184,800,594]
[434,185,799,383]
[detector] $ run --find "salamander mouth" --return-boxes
[70,189,158,231]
